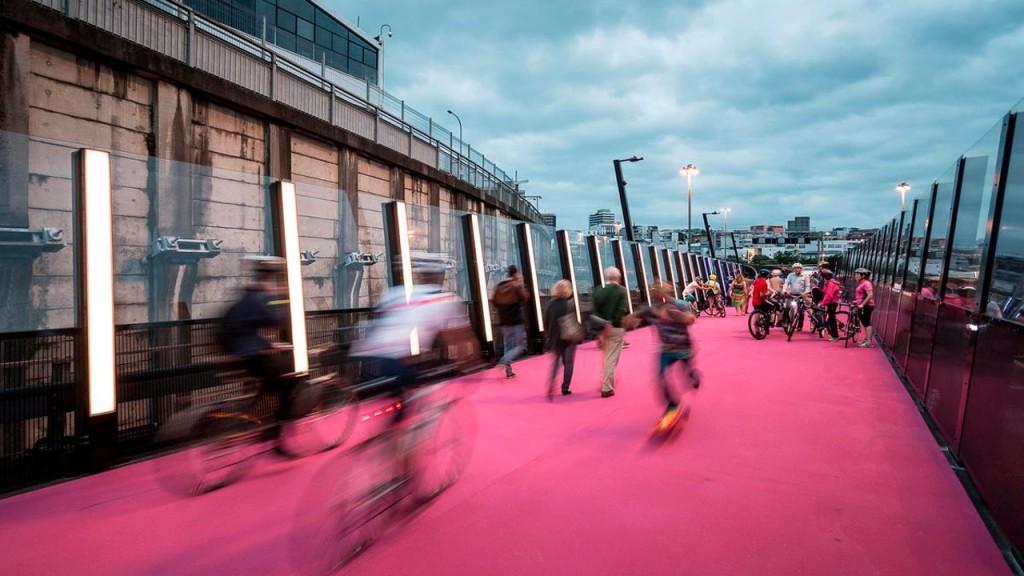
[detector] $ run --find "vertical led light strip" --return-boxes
[614,240,633,314]
[592,237,605,288]
[469,215,494,342]
[559,231,582,323]
[635,245,650,305]
[393,202,419,355]
[277,182,309,374]
[522,223,544,331]
[80,150,116,416]
[663,249,678,299]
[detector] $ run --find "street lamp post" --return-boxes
[680,164,699,253]
[719,207,731,237]
[447,109,463,178]
[373,24,392,89]
[896,182,911,211]
[613,156,644,242]
[701,210,719,259]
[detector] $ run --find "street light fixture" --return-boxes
[680,163,699,253]
[719,207,731,236]
[447,109,463,177]
[373,24,393,89]
[896,182,911,211]
[613,156,644,242]
[701,210,719,259]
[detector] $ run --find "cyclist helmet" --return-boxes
[709,273,717,281]
[855,267,871,278]
[820,269,833,279]
[792,262,803,271]
[410,251,449,285]
[245,255,286,274]
[758,268,771,278]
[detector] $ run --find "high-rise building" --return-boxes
[588,209,616,230]
[787,216,811,233]
[541,214,557,228]
[631,225,659,243]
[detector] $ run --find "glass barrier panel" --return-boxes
[1,133,77,332]
[530,224,559,314]
[893,209,914,290]
[568,231,594,313]
[597,236,616,282]
[987,111,1024,323]
[904,191,933,294]
[946,123,1003,310]
[623,240,645,309]
[292,181,357,312]
[924,165,958,301]
[406,203,471,303]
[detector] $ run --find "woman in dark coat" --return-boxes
[544,279,579,399]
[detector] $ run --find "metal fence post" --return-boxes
[269,52,276,101]
[186,10,195,67]
[328,85,335,126]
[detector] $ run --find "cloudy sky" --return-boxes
[328,0,1024,232]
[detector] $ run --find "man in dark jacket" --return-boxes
[493,265,530,378]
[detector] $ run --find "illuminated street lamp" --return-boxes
[896,182,911,211]
[719,207,731,236]
[680,163,699,253]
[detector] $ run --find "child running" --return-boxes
[625,282,701,432]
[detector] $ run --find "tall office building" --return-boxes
[588,209,616,230]
[787,216,811,233]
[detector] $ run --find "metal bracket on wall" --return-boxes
[0,227,66,258]
[300,249,319,266]
[147,236,223,264]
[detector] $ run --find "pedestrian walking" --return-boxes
[592,267,629,398]
[544,280,580,400]
[493,265,530,378]
[731,270,748,315]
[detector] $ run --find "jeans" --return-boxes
[658,351,699,408]
[547,343,577,393]
[601,328,625,394]
[499,324,527,366]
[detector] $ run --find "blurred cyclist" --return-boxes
[751,269,773,314]
[349,252,471,427]
[220,256,295,447]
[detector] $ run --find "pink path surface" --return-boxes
[0,317,1011,575]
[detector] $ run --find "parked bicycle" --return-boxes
[843,302,866,348]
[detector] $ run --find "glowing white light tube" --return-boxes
[81,149,116,416]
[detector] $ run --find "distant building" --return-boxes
[632,225,659,243]
[787,216,811,233]
[751,225,786,234]
[541,213,557,228]
[591,223,622,237]
[588,209,616,230]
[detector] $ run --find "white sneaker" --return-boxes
[858,340,873,348]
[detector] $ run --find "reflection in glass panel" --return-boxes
[622,240,644,309]
[946,123,1003,310]
[904,191,933,294]
[923,165,957,300]
[292,182,358,311]
[406,204,470,303]
[530,224,559,312]
[641,244,655,288]
[597,237,616,283]
[568,231,593,313]
[989,115,1024,322]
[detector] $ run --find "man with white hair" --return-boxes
[592,266,629,398]
[783,262,809,330]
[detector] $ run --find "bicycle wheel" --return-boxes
[831,311,850,341]
[190,411,262,494]
[748,311,769,340]
[281,375,358,457]
[296,436,404,575]
[408,397,476,504]
[844,312,860,348]
[784,311,799,341]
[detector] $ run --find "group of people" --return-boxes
[747,262,877,347]
[492,265,700,431]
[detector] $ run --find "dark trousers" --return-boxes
[244,351,295,424]
[361,356,416,423]
[658,351,699,409]
[826,303,839,338]
[547,343,577,392]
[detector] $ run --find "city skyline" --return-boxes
[329,0,1024,232]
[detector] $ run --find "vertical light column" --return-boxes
[648,245,662,286]
[675,250,689,285]
[611,239,634,314]
[587,235,604,288]
[516,223,545,347]
[632,243,651,306]
[382,200,418,354]
[462,213,494,348]
[662,249,678,299]
[74,149,116,419]
[271,181,309,373]
[556,230,582,323]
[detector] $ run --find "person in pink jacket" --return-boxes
[819,269,843,342]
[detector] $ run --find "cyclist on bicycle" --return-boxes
[751,269,773,314]
[349,252,470,428]
[220,256,295,446]
[783,263,809,330]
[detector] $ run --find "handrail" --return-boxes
[30,0,540,222]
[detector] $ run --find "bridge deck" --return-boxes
[0,316,1010,575]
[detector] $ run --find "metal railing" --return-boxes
[31,0,540,222]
